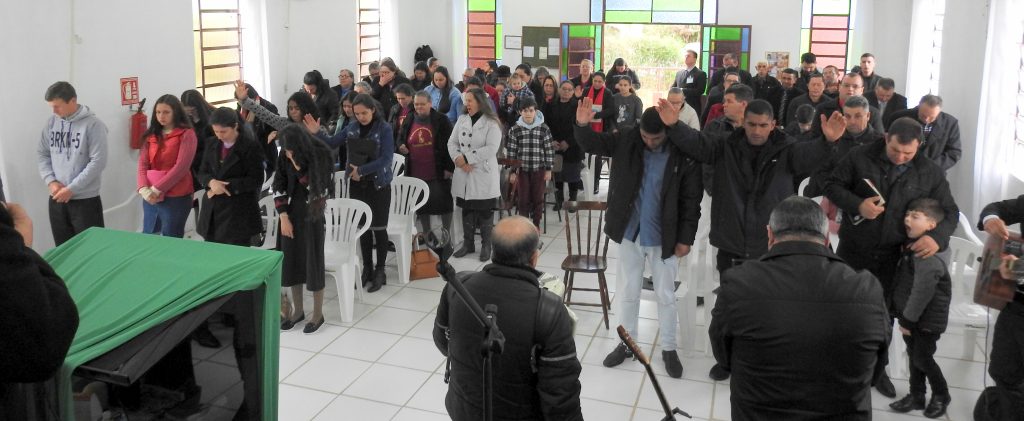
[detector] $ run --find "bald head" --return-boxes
[492,216,541,267]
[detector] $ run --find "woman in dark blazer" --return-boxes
[196,107,265,246]
[397,91,455,235]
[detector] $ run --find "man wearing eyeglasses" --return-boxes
[811,72,884,136]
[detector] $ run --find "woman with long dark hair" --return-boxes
[137,94,197,237]
[235,83,280,175]
[397,91,455,237]
[180,89,217,191]
[196,107,264,245]
[423,66,463,123]
[371,60,411,119]
[388,83,415,142]
[448,88,502,261]
[303,70,340,132]
[545,80,585,211]
[410,61,431,91]
[274,125,334,333]
[606,57,642,90]
[307,93,394,293]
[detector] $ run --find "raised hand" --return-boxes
[576,97,596,126]
[302,114,321,135]
[234,80,248,102]
[821,111,847,143]
[655,98,681,127]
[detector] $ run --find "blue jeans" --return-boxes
[142,195,192,238]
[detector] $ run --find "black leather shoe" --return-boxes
[709,363,730,381]
[923,394,950,418]
[280,313,305,331]
[453,244,474,258]
[367,268,386,293]
[663,350,683,378]
[875,373,897,398]
[479,243,492,262]
[192,326,221,348]
[602,343,633,367]
[889,394,925,413]
[303,317,325,334]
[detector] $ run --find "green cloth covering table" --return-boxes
[43,228,282,420]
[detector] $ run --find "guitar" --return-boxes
[616,326,691,420]
[975,232,1024,310]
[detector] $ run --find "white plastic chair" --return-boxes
[324,198,372,322]
[255,195,279,250]
[946,236,988,359]
[957,212,984,246]
[392,154,406,176]
[387,176,429,285]
[260,171,275,195]
[183,190,205,241]
[334,170,349,198]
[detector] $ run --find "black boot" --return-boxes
[453,211,475,258]
[361,264,373,287]
[553,188,564,212]
[368,267,386,293]
[479,214,493,262]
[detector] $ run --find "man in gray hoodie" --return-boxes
[37,81,108,246]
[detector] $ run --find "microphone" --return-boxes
[425,227,453,261]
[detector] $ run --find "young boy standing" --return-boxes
[499,73,535,126]
[506,97,553,228]
[612,75,643,133]
[890,198,952,418]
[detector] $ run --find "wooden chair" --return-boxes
[496,158,521,217]
[561,200,612,329]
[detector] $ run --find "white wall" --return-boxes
[867,0,911,94]
[393,0,455,72]
[0,0,195,252]
[717,0,804,70]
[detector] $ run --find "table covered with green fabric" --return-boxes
[43,228,282,420]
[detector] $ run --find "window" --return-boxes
[192,0,242,106]
[467,0,502,70]
[801,0,855,72]
[1015,31,1024,179]
[560,24,604,79]
[590,0,716,24]
[925,0,945,95]
[702,25,751,84]
[358,0,382,78]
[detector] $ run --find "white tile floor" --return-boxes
[190,190,991,421]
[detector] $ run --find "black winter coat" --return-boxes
[543,97,584,163]
[606,67,641,89]
[196,135,265,243]
[574,124,704,259]
[811,97,885,136]
[888,107,962,171]
[824,138,959,255]
[371,75,412,118]
[396,110,455,179]
[669,125,833,258]
[803,126,884,198]
[710,241,890,421]
[433,264,583,421]
[314,88,340,132]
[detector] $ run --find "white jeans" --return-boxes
[616,238,679,351]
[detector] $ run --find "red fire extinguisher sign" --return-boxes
[120,77,139,106]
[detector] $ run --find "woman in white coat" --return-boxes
[448,88,502,261]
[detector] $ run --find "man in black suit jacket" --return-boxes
[976,195,1024,420]
[672,49,708,116]
[887,95,961,171]
[865,77,908,129]
[708,52,752,89]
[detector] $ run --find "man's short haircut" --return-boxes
[807,73,824,83]
[744,99,774,119]
[354,81,373,92]
[368,61,380,71]
[888,117,924,145]
[427,57,439,66]
[724,70,740,80]
[843,95,869,111]
[518,96,538,110]
[781,68,799,77]
[45,81,77,102]
[492,217,540,267]
[876,77,896,90]
[907,198,945,224]
[769,196,829,242]
[685,49,698,59]
[860,52,875,59]
[795,104,816,125]
[640,107,664,134]
[801,52,817,64]
[823,65,839,72]
[667,86,684,96]
[465,76,484,88]
[919,94,943,107]
[725,83,754,103]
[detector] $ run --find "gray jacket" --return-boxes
[37,105,108,199]
[894,248,952,333]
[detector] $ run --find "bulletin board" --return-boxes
[521,26,560,70]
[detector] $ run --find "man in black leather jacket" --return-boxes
[433,216,582,421]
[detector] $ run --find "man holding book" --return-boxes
[823,116,959,398]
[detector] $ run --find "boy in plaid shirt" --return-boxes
[507,96,553,228]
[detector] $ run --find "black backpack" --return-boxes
[415,45,434,63]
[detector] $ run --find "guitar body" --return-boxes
[974,232,1022,310]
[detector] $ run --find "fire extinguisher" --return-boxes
[129,98,148,149]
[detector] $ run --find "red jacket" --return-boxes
[137,128,197,198]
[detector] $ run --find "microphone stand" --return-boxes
[427,229,505,421]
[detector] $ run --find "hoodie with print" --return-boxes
[37,105,108,199]
[506,110,553,172]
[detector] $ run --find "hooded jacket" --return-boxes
[37,105,109,199]
[507,111,554,172]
